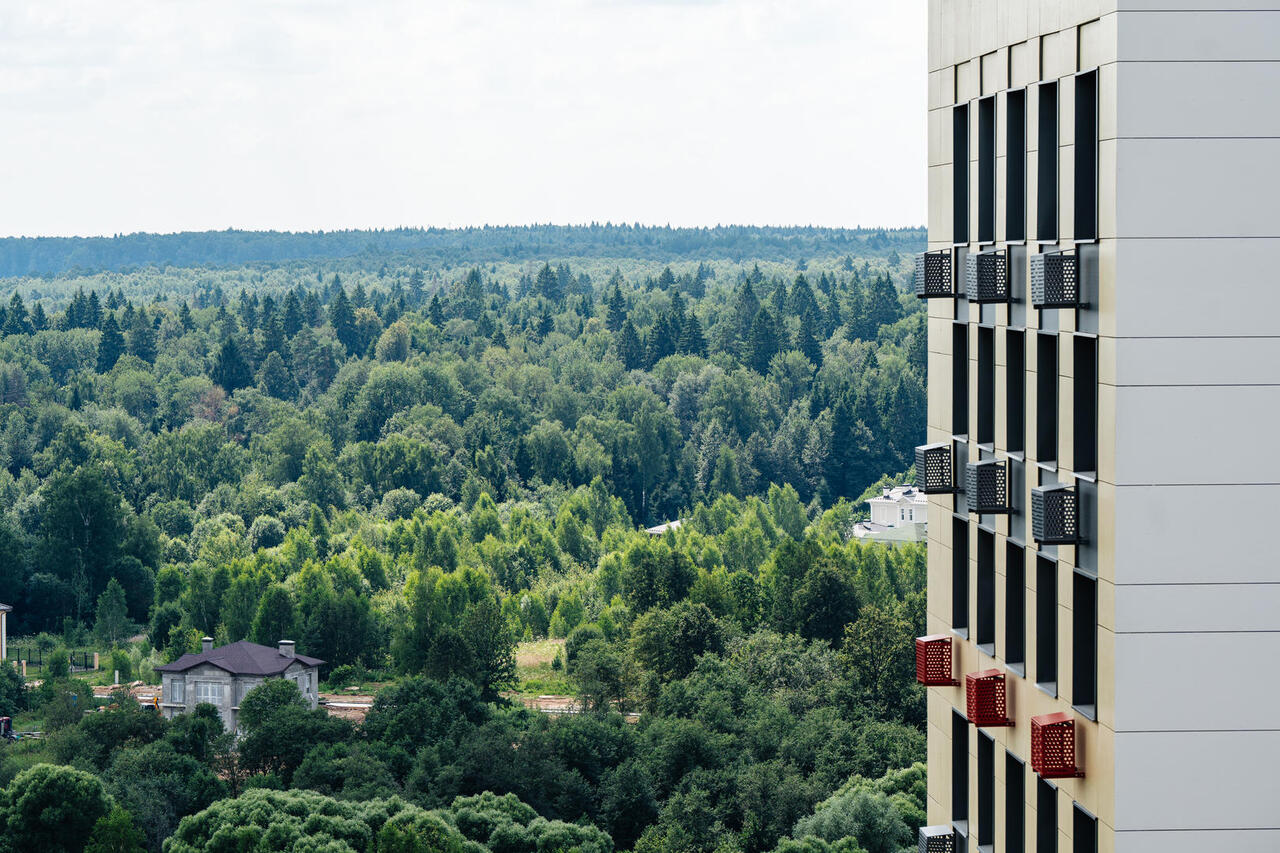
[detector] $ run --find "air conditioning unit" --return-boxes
[1030,251,1078,309]
[915,250,956,299]
[1031,483,1078,545]
[915,442,956,494]
[965,459,1010,514]
[915,635,960,686]
[918,825,956,853]
[1031,711,1084,779]
[966,669,1013,727]
[965,248,1010,303]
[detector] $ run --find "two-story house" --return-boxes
[154,638,323,733]
[852,484,928,544]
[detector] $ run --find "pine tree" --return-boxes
[212,337,252,391]
[328,288,358,354]
[606,284,627,332]
[30,301,47,331]
[352,281,368,309]
[96,313,125,372]
[735,281,760,340]
[428,293,445,326]
[2,293,30,335]
[797,309,823,367]
[87,290,103,327]
[678,313,707,357]
[262,314,286,356]
[257,351,297,399]
[535,263,561,303]
[645,316,676,366]
[491,324,508,348]
[178,302,195,331]
[302,291,323,326]
[747,308,781,374]
[127,310,157,362]
[617,319,643,370]
[536,307,554,340]
[282,291,303,335]
[408,269,425,303]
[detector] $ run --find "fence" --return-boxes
[5,647,99,675]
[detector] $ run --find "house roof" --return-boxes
[154,640,323,676]
[0,603,11,612]
[867,485,927,505]
[645,519,683,535]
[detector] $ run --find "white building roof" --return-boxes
[867,484,927,505]
[645,519,683,535]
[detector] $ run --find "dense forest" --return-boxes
[0,229,930,853]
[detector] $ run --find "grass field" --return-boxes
[512,638,573,698]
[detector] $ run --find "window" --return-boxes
[952,711,969,824]
[1006,754,1026,853]
[1006,542,1026,669]
[978,326,995,445]
[953,323,969,436]
[1073,805,1097,853]
[1036,333,1058,462]
[1007,89,1027,242]
[955,104,970,244]
[977,733,995,847]
[1073,572,1098,713]
[1074,71,1098,242]
[901,508,906,521]
[1073,336,1098,474]
[1036,556,1058,690]
[1037,82,1058,241]
[953,517,970,633]
[978,96,996,243]
[195,682,223,706]
[977,529,995,652]
[1007,330,1026,453]
[1037,780,1057,853]
[168,679,185,704]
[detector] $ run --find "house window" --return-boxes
[1037,780,1057,853]
[1007,329,1026,454]
[955,104,970,244]
[1036,333,1059,462]
[1006,542,1026,670]
[1007,88,1027,243]
[195,682,223,706]
[1007,753,1026,853]
[1073,572,1098,713]
[952,711,969,824]
[1036,556,1058,692]
[1073,336,1098,474]
[953,517,970,633]
[978,326,995,445]
[953,323,969,436]
[1073,805,1097,853]
[978,95,996,243]
[977,732,995,847]
[901,508,906,521]
[976,529,995,652]
[1037,81,1058,242]
[1074,71,1099,242]
[168,679,185,704]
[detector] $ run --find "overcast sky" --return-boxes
[0,1,925,238]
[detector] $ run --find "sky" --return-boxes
[0,0,926,238]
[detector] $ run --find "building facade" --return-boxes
[154,639,322,733]
[853,485,929,543]
[0,603,9,664]
[919,3,1280,852]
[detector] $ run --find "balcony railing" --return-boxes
[1030,251,1078,309]
[965,248,1010,303]
[966,669,1013,727]
[965,459,1010,514]
[1031,712,1084,779]
[1031,483,1078,545]
[915,443,956,494]
[915,250,956,299]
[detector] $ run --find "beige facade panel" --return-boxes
[1118,61,1280,138]
[1114,583,1280,633]
[1117,9,1280,61]
[1010,38,1040,86]
[1078,15,1117,69]
[1113,337,1280,387]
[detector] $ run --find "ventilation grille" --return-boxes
[1031,712,1083,779]
[965,248,1010,303]
[915,635,959,686]
[919,825,956,853]
[1031,252,1078,308]
[1031,483,1078,545]
[965,459,1010,514]
[915,251,955,299]
[966,668,1013,727]
[915,443,955,494]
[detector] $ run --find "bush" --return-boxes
[45,647,70,680]
[109,649,133,682]
[248,515,286,550]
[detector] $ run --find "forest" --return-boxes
[0,228,930,853]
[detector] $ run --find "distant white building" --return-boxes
[645,519,683,536]
[852,484,927,544]
[0,602,9,663]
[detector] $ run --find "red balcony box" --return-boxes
[915,635,960,686]
[1031,712,1083,778]
[965,669,1013,727]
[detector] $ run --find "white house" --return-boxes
[852,484,928,544]
[154,638,323,733]
[0,602,9,664]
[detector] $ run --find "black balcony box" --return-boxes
[1031,482,1078,544]
[1031,251,1078,309]
[965,248,1010,303]
[915,251,956,299]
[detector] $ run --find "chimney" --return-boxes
[279,640,295,658]
[201,636,213,653]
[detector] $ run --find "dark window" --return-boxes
[1073,572,1098,710]
[1073,336,1097,473]
[1073,806,1097,853]
[977,733,995,846]
[955,104,970,244]
[954,323,969,436]
[1037,82,1058,241]
[977,529,995,650]
[1074,71,1098,242]
[1006,541,1026,668]
[1036,555,1057,689]
[978,96,996,243]
[978,326,995,444]
[1007,754,1026,853]
[1007,329,1026,453]
[953,711,969,823]
[1037,780,1057,853]
[953,517,970,632]
[1007,89,1027,242]
[1036,333,1058,462]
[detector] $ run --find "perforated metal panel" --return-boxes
[1030,252,1078,308]
[915,443,955,494]
[1031,712,1083,779]
[966,668,1013,727]
[1031,483,1079,545]
[915,251,955,299]
[965,459,1010,514]
[915,635,959,686]
[965,248,1010,303]
[919,825,956,853]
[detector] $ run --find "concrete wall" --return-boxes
[161,661,321,733]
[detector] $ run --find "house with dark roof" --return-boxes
[154,638,323,732]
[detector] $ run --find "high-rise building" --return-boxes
[918,4,1280,851]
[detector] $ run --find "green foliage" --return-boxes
[0,763,113,853]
